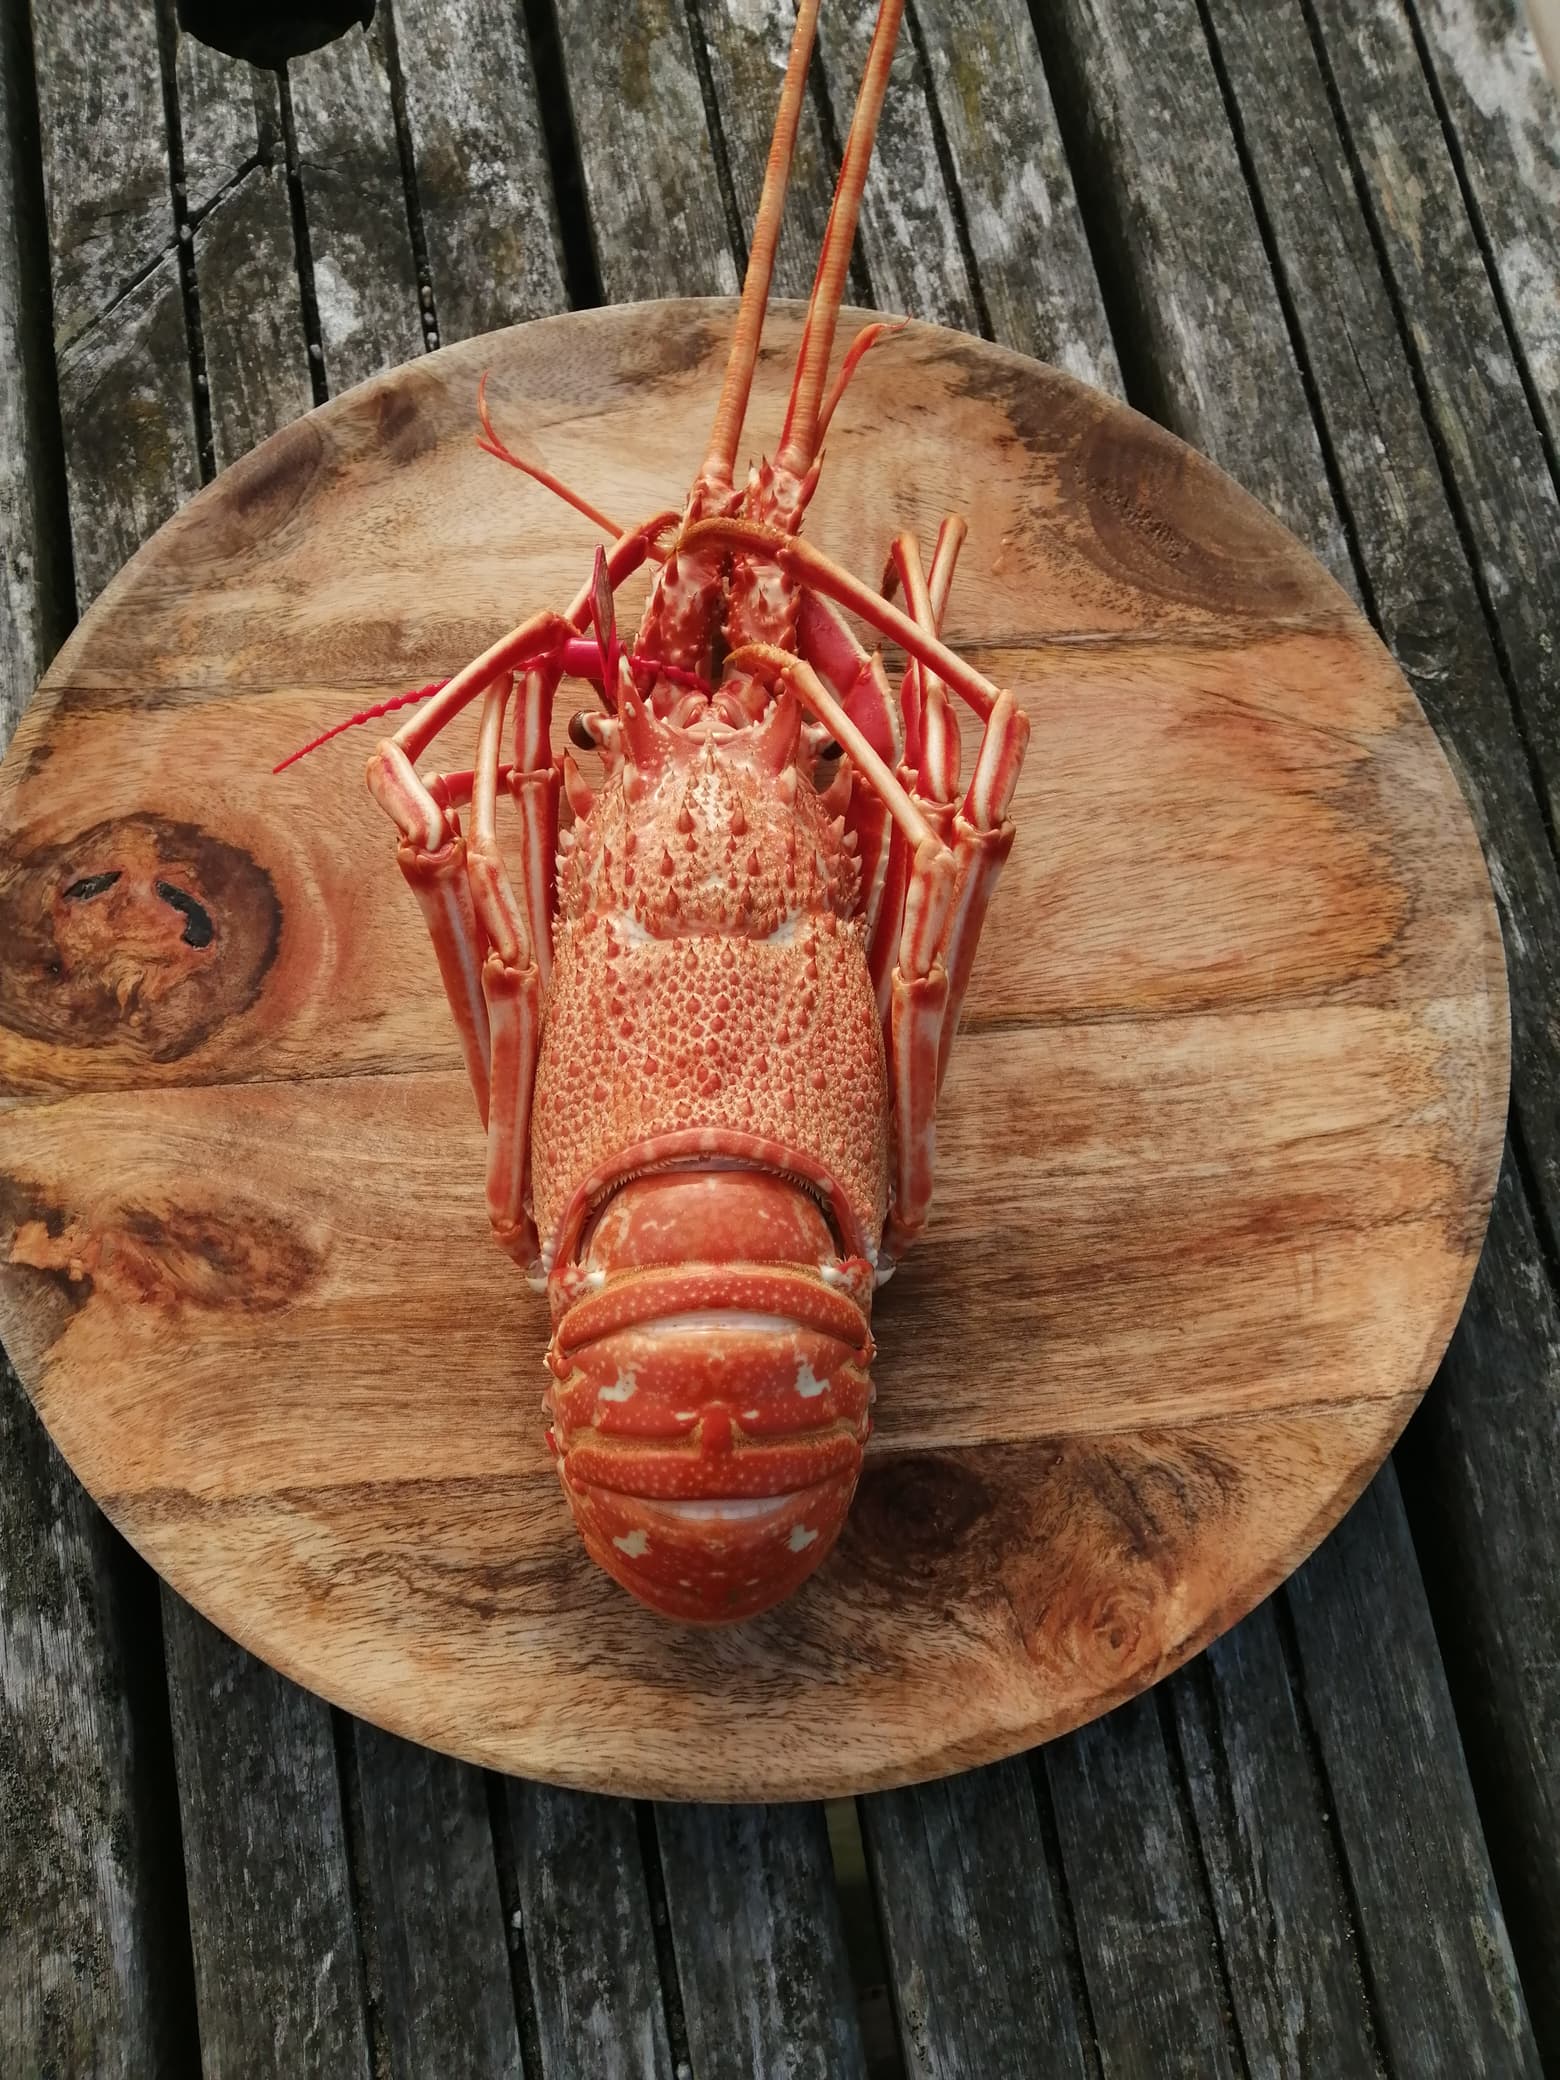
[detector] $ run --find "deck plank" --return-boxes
[162,1602,372,2079]
[554,0,738,304]
[1408,0,1560,459]
[352,1723,524,2079]
[286,17,425,391]
[176,41,313,471]
[1395,1148,1560,2058]
[1039,0,1545,2063]
[655,1802,867,2080]
[1287,1477,1539,2074]
[508,1785,673,2079]
[389,0,567,343]
[864,1761,1095,2080]
[28,0,198,606]
[0,1348,196,2076]
[1174,1613,1381,2072]
[0,0,69,740]
[906,0,1117,385]
[1049,1697,1242,2078]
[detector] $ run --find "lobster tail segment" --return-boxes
[545,1170,875,1623]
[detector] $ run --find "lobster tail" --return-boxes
[545,1170,875,1623]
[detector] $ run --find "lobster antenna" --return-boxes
[702,0,822,489]
[777,0,904,477]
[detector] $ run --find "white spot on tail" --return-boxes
[613,1530,650,1557]
[789,1524,819,1552]
[598,1371,637,1403]
[794,1360,827,1399]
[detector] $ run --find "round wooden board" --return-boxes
[0,302,1508,1801]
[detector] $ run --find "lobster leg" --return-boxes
[795,590,898,942]
[934,690,1029,1091]
[861,522,966,1015]
[883,833,956,1264]
[722,643,959,1267]
[470,672,544,1266]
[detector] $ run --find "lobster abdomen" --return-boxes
[546,1170,874,1622]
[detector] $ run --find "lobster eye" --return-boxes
[569,710,601,751]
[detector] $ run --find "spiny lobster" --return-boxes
[287,0,1028,1622]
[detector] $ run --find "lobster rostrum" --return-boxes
[306,0,1029,1622]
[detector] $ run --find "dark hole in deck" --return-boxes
[175,0,374,68]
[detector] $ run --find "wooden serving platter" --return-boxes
[0,302,1507,1801]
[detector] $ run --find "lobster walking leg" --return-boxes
[469,673,545,1265]
[935,690,1029,1090]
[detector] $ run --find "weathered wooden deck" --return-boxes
[2,0,1557,2073]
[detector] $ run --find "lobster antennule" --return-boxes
[776,0,906,479]
[702,0,822,491]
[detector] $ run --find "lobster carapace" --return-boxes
[297,0,1029,1621]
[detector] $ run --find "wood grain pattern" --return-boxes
[0,305,1505,1798]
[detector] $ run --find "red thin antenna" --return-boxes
[476,372,627,538]
[272,682,445,774]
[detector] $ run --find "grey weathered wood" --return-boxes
[390,0,567,343]
[508,1784,674,2080]
[1036,0,1351,586]
[0,0,70,739]
[909,0,1118,388]
[1396,1150,1560,2058]
[555,0,739,304]
[1410,0,1560,457]
[1,1345,196,2078]
[861,1760,1094,2080]
[1286,1475,1539,2075]
[29,0,199,605]
[175,38,313,472]
[1198,0,1560,1230]
[1047,1697,1241,2078]
[1186,1,1560,2057]
[694,0,841,302]
[1024,0,1544,2060]
[176,36,537,2068]
[287,17,426,391]
[1173,1613,1380,2073]
[1305,0,1560,967]
[813,5,978,332]
[655,1802,867,2080]
[162,1598,373,2080]
[352,1723,524,2079]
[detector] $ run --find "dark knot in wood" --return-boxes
[0,814,280,1062]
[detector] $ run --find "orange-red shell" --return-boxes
[531,706,891,1622]
[531,714,889,1256]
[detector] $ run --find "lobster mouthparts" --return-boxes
[546,1172,874,1623]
